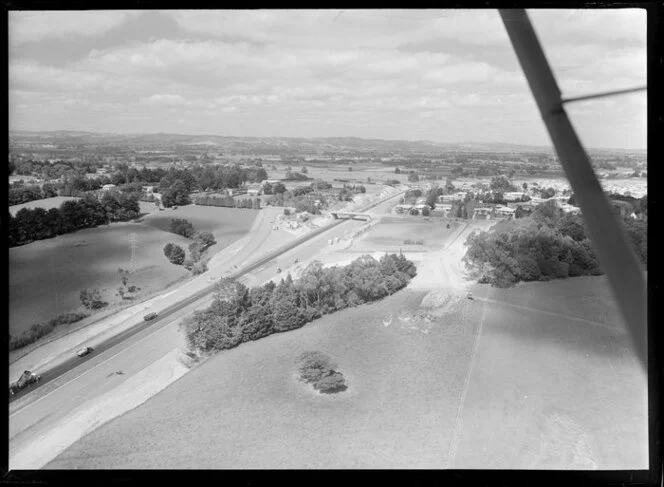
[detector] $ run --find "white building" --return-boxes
[473,207,494,220]
[102,184,116,191]
[495,206,516,219]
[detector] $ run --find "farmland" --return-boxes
[45,273,646,469]
[350,216,462,252]
[140,205,258,254]
[9,206,257,339]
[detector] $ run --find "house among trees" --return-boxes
[494,206,516,219]
[431,204,452,217]
[503,191,527,202]
[395,204,414,214]
[439,192,468,204]
[473,207,494,219]
[142,185,155,193]
[102,183,116,191]
[246,183,263,196]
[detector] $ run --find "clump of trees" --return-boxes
[8,183,59,206]
[464,199,647,287]
[80,288,106,310]
[296,351,347,394]
[170,218,196,238]
[8,192,141,247]
[284,171,310,181]
[161,180,191,208]
[338,184,366,201]
[183,253,417,355]
[9,312,89,351]
[163,243,186,265]
[489,175,517,193]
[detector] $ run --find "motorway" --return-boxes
[9,190,403,469]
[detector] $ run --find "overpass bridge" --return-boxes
[330,211,372,221]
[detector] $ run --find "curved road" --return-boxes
[9,190,404,469]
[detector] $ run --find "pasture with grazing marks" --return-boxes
[45,274,645,469]
[140,205,257,254]
[9,224,191,338]
[9,206,257,339]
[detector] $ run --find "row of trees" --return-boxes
[8,192,141,247]
[10,158,100,179]
[183,253,417,354]
[8,182,60,206]
[192,195,262,209]
[464,200,647,287]
[262,182,286,195]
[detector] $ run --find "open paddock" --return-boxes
[9,223,192,338]
[140,205,258,254]
[46,274,646,469]
[351,217,462,251]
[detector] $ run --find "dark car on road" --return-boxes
[9,370,41,396]
[143,312,158,321]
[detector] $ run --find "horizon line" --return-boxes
[8,129,647,153]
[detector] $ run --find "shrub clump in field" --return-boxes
[9,312,89,351]
[297,351,348,394]
[163,243,186,265]
[170,218,196,238]
[80,288,106,310]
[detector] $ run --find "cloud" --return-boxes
[8,11,139,46]
[7,9,646,149]
[139,94,189,106]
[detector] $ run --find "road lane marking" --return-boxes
[9,306,195,420]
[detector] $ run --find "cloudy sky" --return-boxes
[8,9,647,149]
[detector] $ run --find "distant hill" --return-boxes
[8,130,645,155]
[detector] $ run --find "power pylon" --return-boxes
[129,232,139,273]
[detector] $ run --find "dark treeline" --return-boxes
[464,200,647,287]
[193,195,262,209]
[8,183,59,205]
[8,192,141,247]
[11,158,99,178]
[184,253,417,354]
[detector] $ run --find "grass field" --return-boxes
[141,205,257,255]
[352,217,461,251]
[46,272,646,469]
[9,196,81,216]
[9,206,258,338]
[9,223,191,337]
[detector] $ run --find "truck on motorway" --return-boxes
[9,370,41,396]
